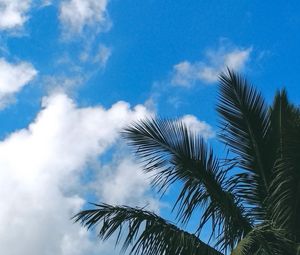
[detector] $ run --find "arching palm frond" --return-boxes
[73,203,223,255]
[268,90,300,241]
[217,70,271,220]
[74,70,300,255]
[231,224,297,255]
[122,119,252,250]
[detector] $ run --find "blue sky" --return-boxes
[1,1,300,254]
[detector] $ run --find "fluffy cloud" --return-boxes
[181,114,215,139]
[0,58,37,108]
[171,44,252,87]
[93,155,159,211]
[0,0,31,31]
[0,93,152,255]
[59,0,111,35]
[93,114,214,213]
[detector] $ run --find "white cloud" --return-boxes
[181,114,215,140]
[93,115,213,213]
[94,44,112,67]
[93,155,159,211]
[171,44,252,87]
[43,75,85,93]
[80,43,112,68]
[0,0,31,31]
[59,0,111,36]
[0,58,37,108]
[39,0,52,8]
[0,93,153,255]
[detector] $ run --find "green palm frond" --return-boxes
[268,90,300,241]
[122,118,252,250]
[74,70,300,255]
[73,203,223,255]
[217,70,271,219]
[231,224,297,255]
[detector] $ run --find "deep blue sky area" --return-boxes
[3,1,300,120]
[1,1,300,255]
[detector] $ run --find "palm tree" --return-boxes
[74,70,300,255]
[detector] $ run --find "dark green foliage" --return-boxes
[74,203,223,255]
[217,70,271,221]
[267,90,300,240]
[74,70,300,255]
[121,118,252,250]
[231,224,298,255]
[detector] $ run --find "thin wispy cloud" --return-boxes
[55,1,113,91]
[39,0,52,8]
[171,43,252,87]
[0,58,37,108]
[80,43,112,68]
[0,0,31,31]
[59,0,111,37]
[94,44,112,67]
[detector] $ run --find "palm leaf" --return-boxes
[267,90,300,241]
[73,203,223,255]
[122,118,252,250]
[231,224,297,255]
[217,69,271,220]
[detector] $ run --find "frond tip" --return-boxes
[73,203,223,255]
[217,69,271,220]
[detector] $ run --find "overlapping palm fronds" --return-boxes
[74,203,223,255]
[74,70,300,255]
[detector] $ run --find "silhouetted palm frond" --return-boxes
[231,224,296,255]
[122,118,252,249]
[73,203,223,255]
[75,70,300,255]
[267,90,300,241]
[217,70,271,220]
